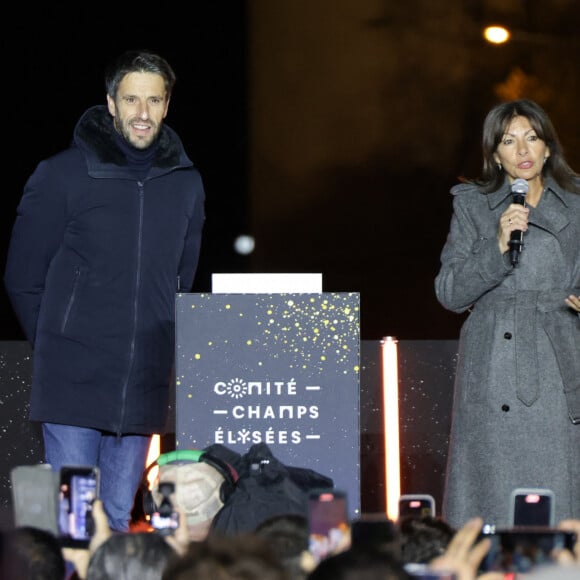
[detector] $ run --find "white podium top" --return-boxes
[211,273,323,293]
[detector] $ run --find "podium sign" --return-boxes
[175,292,361,516]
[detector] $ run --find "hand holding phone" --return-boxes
[510,488,555,527]
[398,494,436,520]
[478,526,577,573]
[308,489,349,565]
[58,465,100,548]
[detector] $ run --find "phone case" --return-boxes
[398,494,436,519]
[58,465,100,548]
[509,487,555,527]
[308,489,349,564]
[10,464,59,535]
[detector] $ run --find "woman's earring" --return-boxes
[497,163,502,171]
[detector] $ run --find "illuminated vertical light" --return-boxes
[145,434,161,488]
[381,336,401,521]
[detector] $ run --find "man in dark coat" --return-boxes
[4,49,205,531]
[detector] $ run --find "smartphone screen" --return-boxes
[478,527,577,574]
[308,489,349,565]
[510,488,554,527]
[58,466,100,548]
[398,494,436,520]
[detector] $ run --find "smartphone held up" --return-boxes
[11,463,100,548]
[510,488,555,527]
[398,494,436,520]
[308,489,349,565]
[478,525,577,574]
[58,465,100,548]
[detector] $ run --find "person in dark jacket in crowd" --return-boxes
[0,526,66,580]
[4,49,206,532]
[435,99,580,529]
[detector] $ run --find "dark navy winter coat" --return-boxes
[4,105,205,435]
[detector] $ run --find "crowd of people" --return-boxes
[1,494,579,580]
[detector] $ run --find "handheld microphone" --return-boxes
[508,178,529,267]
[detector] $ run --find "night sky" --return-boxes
[2,5,248,340]
[3,2,579,342]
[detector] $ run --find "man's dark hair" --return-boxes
[105,49,176,100]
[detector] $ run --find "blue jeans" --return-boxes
[42,423,152,532]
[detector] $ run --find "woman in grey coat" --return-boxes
[435,99,580,529]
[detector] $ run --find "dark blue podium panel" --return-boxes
[175,292,361,516]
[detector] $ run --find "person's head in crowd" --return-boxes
[86,531,179,580]
[255,513,309,579]
[149,452,238,541]
[350,514,401,558]
[398,515,456,564]
[161,532,289,580]
[305,547,413,580]
[0,525,66,580]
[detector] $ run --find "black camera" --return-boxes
[150,481,179,535]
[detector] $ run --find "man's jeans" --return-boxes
[42,423,151,532]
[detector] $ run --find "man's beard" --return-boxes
[114,117,159,150]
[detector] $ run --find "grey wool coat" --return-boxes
[435,176,580,529]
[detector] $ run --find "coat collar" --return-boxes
[73,105,193,178]
[485,175,571,210]
[486,176,571,235]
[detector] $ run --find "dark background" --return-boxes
[2,2,579,342]
[2,4,249,341]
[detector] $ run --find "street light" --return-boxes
[483,25,510,44]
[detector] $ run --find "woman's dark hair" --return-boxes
[468,99,580,194]
[105,49,176,101]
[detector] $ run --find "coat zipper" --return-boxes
[117,182,145,436]
[61,267,81,333]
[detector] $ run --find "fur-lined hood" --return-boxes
[74,105,193,174]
